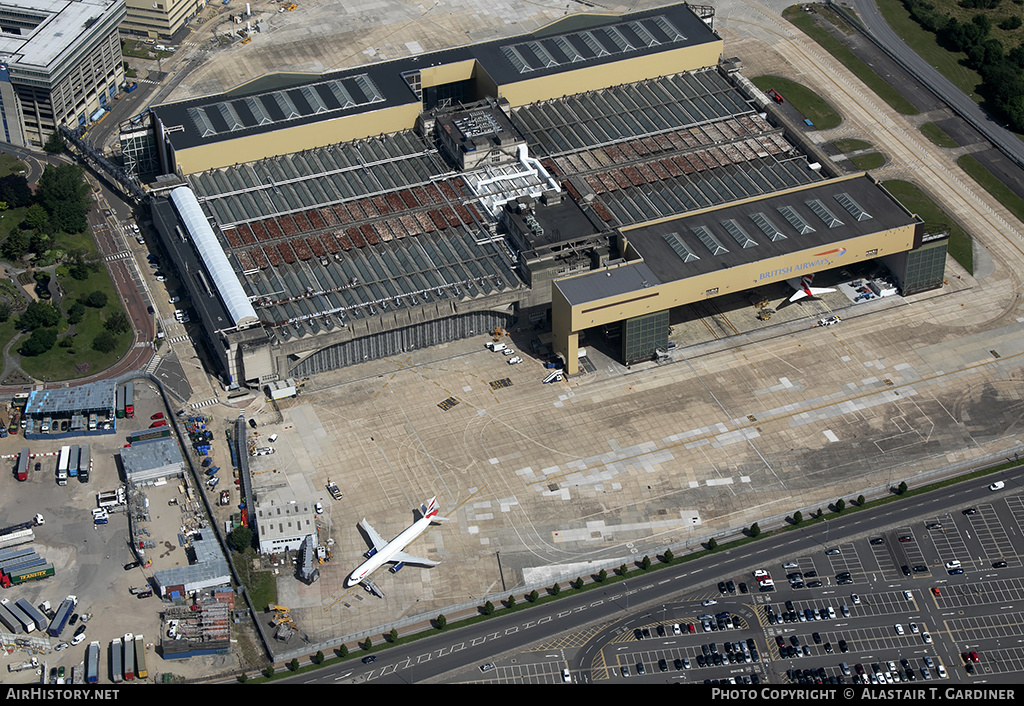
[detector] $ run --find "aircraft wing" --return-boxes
[390,550,440,567]
[359,519,389,552]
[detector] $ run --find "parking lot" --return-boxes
[577,487,1024,684]
[0,379,244,682]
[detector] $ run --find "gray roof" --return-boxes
[0,0,123,74]
[152,3,719,152]
[555,260,661,307]
[26,380,115,415]
[120,437,185,476]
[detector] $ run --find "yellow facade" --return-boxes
[552,224,917,375]
[494,41,723,107]
[170,102,422,174]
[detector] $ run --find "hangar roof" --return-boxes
[625,175,919,286]
[152,3,719,152]
[557,175,920,307]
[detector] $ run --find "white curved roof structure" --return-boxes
[170,186,259,328]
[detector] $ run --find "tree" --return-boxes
[506,594,516,608]
[92,330,116,354]
[106,310,130,335]
[264,665,274,678]
[84,290,108,308]
[1,228,29,262]
[34,164,90,233]
[388,628,398,643]
[0,301,10,323]
[0,174,32,208]
[24,204,50,233]
[482,600,494,615]
[857,494,866,507]
[314,650,324,664]
[597,569,607,582]
[793,510,803,524]
[707,538,718,551]
[551,582,561,596]
[750,522,761,537]
[663,548,674,563]
[337,644,349,658]
[573,577,584,589]
[228,526,252,551]
[288,658,299,672]
[835,498,846,513]
[20,327,56,356]
[67,302,85,325]
[618,564,628,577]
[238,672,247,683]
[526,590,539,603]
[43,131,63,154]
[640,555,651,570]
[19,301,60,330]
[362,637,372,651]
[435,614,447,630]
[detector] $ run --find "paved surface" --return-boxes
[10,0,1024,682]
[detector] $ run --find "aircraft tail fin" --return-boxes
[421,496,448,522]
[788,286,835,303]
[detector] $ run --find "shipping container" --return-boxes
[110,638,122,683]
[86,642,100,683]
[58,446,70,476]
[14,598,48,631]
[7,563,54,586]
[47,597,75,637]
[125,382,134,419]
[79,445,91,482]
[134,634,147,679]
[68,445,80,478]
[3,598,35,633]
[0,600,24,633]
[15,448,28,482]
[123,633,135,680]
[116,387,125,419]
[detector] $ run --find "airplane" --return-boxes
[345,497,447,587]
[786,274,836,303]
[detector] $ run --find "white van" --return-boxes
[268,434,278,443]
[486,342,506,352]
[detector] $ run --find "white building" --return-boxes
[254,493,316,555]
[0,0,126,146]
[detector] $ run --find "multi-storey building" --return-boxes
[0,0,125,147]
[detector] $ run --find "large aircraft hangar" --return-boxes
[135,2,945,389]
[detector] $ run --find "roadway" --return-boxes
[276,461,1024,684]
[842,0,1024,171]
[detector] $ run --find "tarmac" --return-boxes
[12,0,1024,682]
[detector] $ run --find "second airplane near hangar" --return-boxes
[346,497,448,588]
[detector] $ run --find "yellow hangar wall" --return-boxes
[551,224,918,374]
[492,40,724,107]
[171,102,422,175]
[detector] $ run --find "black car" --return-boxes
[674,658,684,670]
[807,580,822,588]
[718,581,728,594]
[993,561,1008,568]
[870,537,885,545]
[658,658,668,672]
[74,624,87,637]
[902,565,912,576]
[839,640,849,653]
[656,624,666,637]
[812,632,822,644]
[739,582,748,594]
[634,628,644,640]
[963,508,978,515]
[726,580,736,594]
[913,565,928,572]
[124,561,140,571]
[248,418,258,429]
[836,572,852,581]
[68,613,78,626]
[362,655,377,664]
[949,568,964,575]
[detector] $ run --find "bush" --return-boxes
[662,548,674,563]
[707,538,718,551]
[793,511,803,524]
[749,522,761,537]
[435,615,446,630]
[83,290,107,308]
[20,327,56,356]
[482,601,494,615]
[526,590,539,603]
[92,330,116,353]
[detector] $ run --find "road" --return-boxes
[274,461,1023,684]
[843,0,1024,170]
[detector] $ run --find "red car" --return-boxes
[151,412,164,420]
[932,587,941,596]
[687,623,696,634]
[150,420,167,428]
